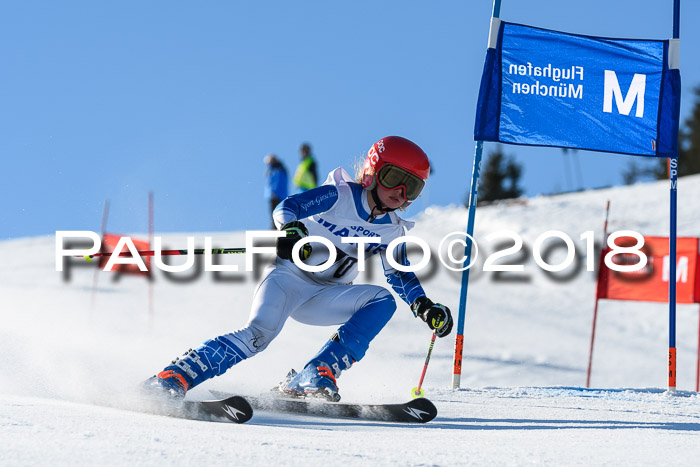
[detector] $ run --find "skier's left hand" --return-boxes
[411,296,453,338]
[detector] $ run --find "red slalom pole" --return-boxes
[412,332,437,399]
[586,200,611,388]
[90,200,111,309]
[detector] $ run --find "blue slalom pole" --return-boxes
[673,0,680,38]
[669,158,678,390]
[452,141,484,388]
[668,0,680,392]
[452,0,502,389]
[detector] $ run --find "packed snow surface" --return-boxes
[2,175,700,465]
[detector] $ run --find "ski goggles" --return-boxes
[376,165,425,201]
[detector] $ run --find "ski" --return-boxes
[186,395,254,423]
[211,391,437,423]
[143,395,254,424]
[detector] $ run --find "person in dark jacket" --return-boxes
[264,154,288,227]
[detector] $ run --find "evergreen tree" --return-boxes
[622,159,658,185]
[678,85,700,176]
[622,160,645,185]
[653,84,700,178]
[476,148,524,204]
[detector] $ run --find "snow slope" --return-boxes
[2,175,700,465]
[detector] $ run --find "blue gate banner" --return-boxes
[474,22,681,157]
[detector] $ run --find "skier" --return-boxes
[145,136,453,402]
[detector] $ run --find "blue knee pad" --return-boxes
[335,290,396,362]
[165,335,247,389]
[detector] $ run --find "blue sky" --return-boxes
[1,1,697,239]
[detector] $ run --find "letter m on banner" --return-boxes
[474,21,681,157]
[603,71,646,118]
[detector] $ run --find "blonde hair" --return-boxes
[353,154,367,184]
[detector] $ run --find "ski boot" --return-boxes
[278,339,354,402]
[273,369,299,395]
[143,337,250,399]
[142,347,206,399]
[143,369,190,399]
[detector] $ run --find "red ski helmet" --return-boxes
[362,136,430,203]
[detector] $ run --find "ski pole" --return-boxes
[411,331,437,399]
[80,248,246,261]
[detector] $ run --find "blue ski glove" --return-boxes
[411,296,453,338]
[276,221,312,261]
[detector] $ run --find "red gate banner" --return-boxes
[597,236,699,304]
[98,233,151,276]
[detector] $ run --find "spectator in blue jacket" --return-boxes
[264,154,288,227]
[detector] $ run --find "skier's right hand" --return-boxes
[276,221,312,261]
